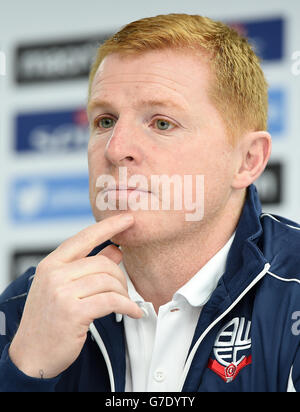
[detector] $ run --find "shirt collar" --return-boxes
[117,232,235,319]
[173,233,235,307]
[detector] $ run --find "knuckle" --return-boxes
[43,271,60,291]
[35,259,51,276]
[52,285,67,303]
[36,255,61,278]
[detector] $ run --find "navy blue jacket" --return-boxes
[0,184,300,392]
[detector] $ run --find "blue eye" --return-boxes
[156,119,173,130]
[97,117,116,129]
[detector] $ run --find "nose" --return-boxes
[104,118,143,167]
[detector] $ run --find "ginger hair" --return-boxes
[88,13,268,145]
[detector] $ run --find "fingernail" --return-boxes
[140,307,148,318]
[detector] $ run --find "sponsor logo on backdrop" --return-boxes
[228,17,284,62]
[15,108,89,153]
[15,34,111,84]
[255,162,283,205]
[10,175,93,222]
[268,88,286,137]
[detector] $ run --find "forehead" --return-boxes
[88,49,212,112]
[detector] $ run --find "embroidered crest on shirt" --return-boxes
[208,317,252,383]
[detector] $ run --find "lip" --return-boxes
[100,187,152,202]
[101,185,150,194]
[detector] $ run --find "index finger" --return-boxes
[50,214,134,263]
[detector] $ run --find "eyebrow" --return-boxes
[87,98,187,115]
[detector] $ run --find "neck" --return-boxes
[121,190,246,312]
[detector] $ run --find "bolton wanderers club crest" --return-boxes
[208,317,252,383]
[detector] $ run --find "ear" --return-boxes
[232,131,272,190]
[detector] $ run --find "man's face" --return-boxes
[87,49,239,246]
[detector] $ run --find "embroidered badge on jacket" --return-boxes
[208,317,252,383]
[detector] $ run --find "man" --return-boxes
[0,13,300,392]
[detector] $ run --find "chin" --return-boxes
[110,230,143,248]
[93,209,152,247]
[94,208,188,247]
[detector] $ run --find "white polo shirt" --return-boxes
[120,234,235,392]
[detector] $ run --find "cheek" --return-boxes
[88,139,106,174]
[181,143,235,199]
[88,148,105,200]
[202,150,236,206]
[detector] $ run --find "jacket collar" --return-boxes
[186,184,268,337]
[222,184,268,301]
[182,185,269,391]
